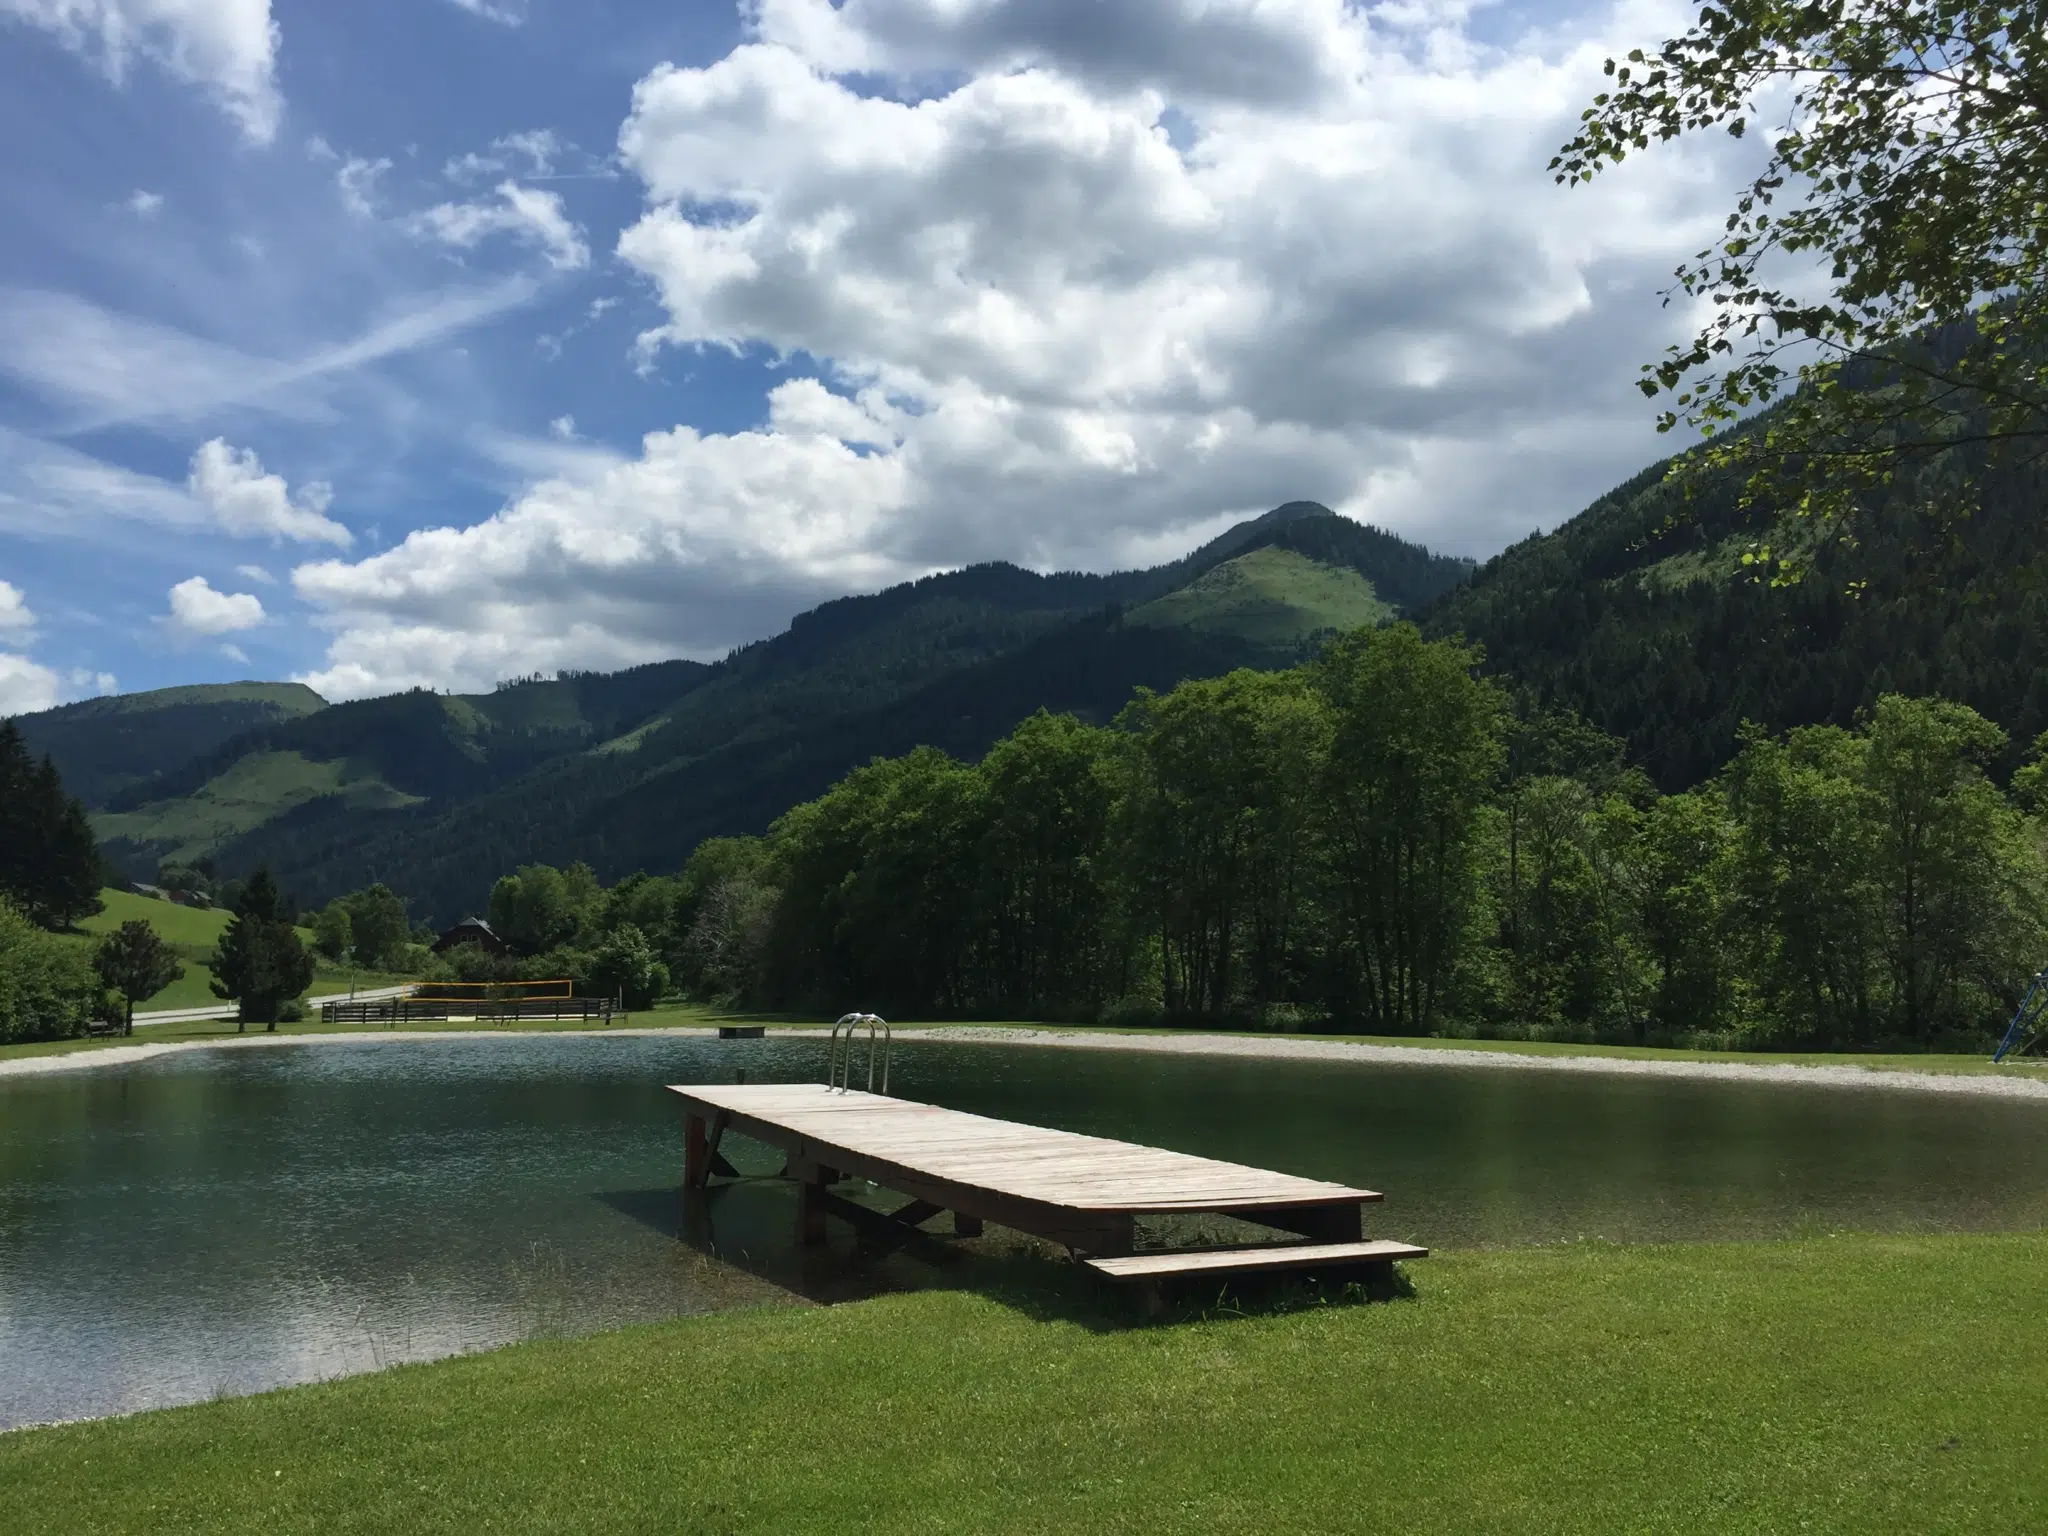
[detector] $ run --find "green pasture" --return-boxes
[2,1232,2040,1532]
[92,752,420,867]
[47,889,394,1015]
[1126,545,1394,645]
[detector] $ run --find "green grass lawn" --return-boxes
[76,887,238,948]
[2,1231,2040,1532]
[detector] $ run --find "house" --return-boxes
[431,917,508,956]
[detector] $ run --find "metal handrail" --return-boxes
[828,1012,890,1093]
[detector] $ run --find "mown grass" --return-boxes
[2,1232,2040,1532]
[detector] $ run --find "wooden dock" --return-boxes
[669,1083,1426,1285]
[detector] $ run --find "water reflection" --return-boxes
[2,1034,2044,1429]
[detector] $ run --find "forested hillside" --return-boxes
[427,628,2044,1051]
[1422,445,2048,789]
[14,683,326,808]
[13,503,1462,921]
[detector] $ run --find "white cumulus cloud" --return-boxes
[292,393,909,697]
[0,0,282,143]
[188,438,352,546]
[0,579,35,633]
[0,653,62,715]
[407,181,590,271]
[291,0,1759,696]
[165,574,264,635]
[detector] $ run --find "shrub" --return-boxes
[0,900,100,1044]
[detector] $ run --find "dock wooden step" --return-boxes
[1086,1240,1428,1282]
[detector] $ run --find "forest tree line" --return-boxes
[575,623,2041,1051]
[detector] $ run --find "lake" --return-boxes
[4,1034,2045,1430]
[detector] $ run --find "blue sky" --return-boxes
[0,0,1748,711]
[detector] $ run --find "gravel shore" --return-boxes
[4,1023,2046,1099]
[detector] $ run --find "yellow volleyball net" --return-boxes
[410,978,577,1003]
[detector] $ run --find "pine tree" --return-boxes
[0,722,103,929]
[94,919,185,1036]
[209,867,313,1031]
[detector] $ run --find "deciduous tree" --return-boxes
[94,919,184,1036]
[1557,0,2048,532]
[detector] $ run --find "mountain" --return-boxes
[25,504,1467,921]
[12,682,326,809]
[1127,547,1394,644]
[1421,442,2048,788]
[91,662,709,867]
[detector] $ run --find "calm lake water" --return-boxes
[3,1034,2046,1429]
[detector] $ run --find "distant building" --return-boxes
[432,917,507,956]
[130,882,209,909]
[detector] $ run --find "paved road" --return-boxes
[134,983,414,1028]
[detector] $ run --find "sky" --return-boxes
[0,0,1756,713]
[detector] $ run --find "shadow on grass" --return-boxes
[595,1179,1420,1332]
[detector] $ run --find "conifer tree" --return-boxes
[209,867,313,1031]
[0,721,103,929]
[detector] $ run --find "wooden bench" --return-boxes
[1087,1240,1427,1313]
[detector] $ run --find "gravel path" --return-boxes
[4,1022,2045,1100]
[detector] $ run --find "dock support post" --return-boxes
[954,1212,983,1238]
[796,1164,838,1247]
[684,1113,708,1189]
[1258,1203,1362,1244]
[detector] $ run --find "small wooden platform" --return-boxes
[668,1082,1394,1259]
[1087,1240,1428,1281]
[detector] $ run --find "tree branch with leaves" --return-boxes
[1556,1,2048,537]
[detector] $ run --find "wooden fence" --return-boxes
[317,996,618,1026]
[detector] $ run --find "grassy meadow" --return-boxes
[1125,544,1395,645]
[1,1232,2040,1532]
[50,888,403,1014]
[91,749,423,869]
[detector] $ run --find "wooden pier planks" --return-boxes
[668,1082,1383,1256]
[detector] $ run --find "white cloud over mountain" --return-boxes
[0,652,62,714]
[165,574,264,634]
[290,0,1744,698]
[0,0,282,142]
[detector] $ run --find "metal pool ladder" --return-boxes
[828,1012,891,1093]
[1995,970,2048,1062]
